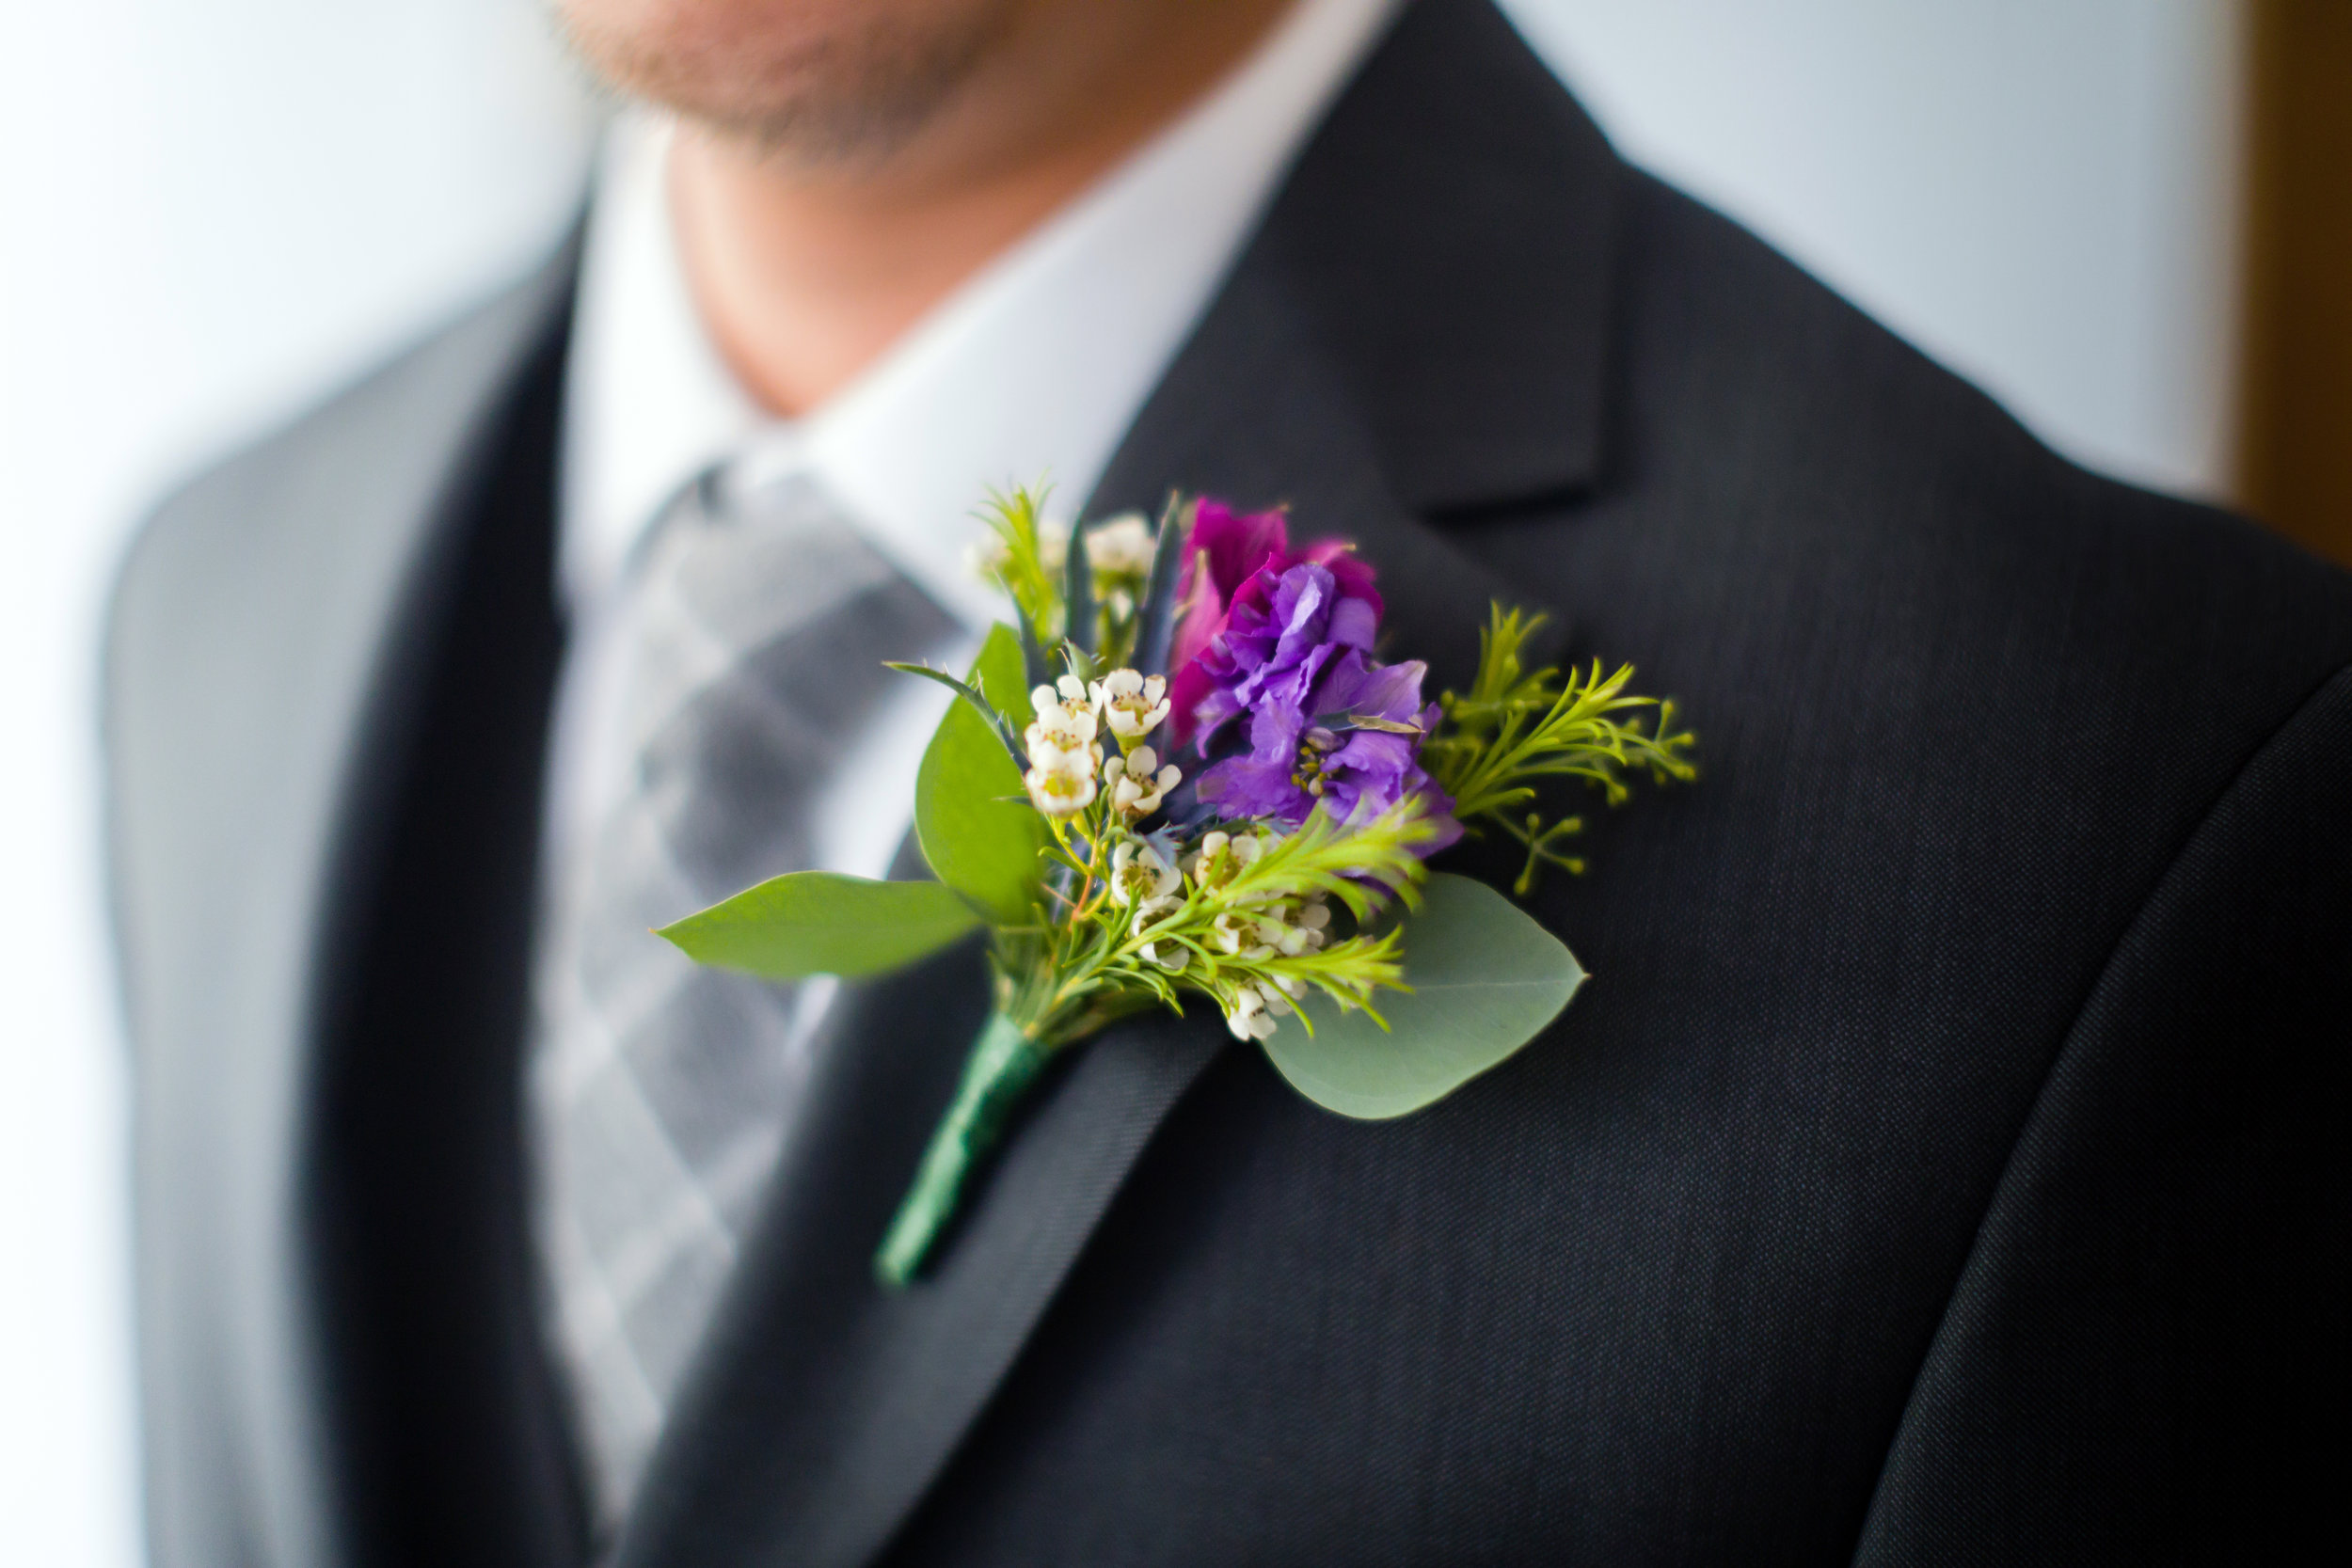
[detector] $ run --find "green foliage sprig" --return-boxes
[1425,606,1697,895]
[975,484,1063,641]
[1002,797,1439,1051]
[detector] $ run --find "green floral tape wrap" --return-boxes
[874,1012,1050,1286]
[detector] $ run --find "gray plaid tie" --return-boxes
[527,470,960,1533]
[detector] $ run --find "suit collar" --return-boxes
[1205,0,1623,515]
[614,4,1614,1564]
[1089,0,1606,671]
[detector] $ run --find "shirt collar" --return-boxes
[562,0,1403,631]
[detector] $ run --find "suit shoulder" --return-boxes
[103,243,575,1015]
[104,242,576,743]
[111,246,575,663]
[1607,167,2352,718]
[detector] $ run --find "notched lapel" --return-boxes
[1088,220,1571,694]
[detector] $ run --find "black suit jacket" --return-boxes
[105,4,2350,1563]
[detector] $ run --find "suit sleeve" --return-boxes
[1852,666,2352,1565]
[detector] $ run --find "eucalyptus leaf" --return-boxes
[657,872,980,979]
[915,625,1045,924]
[970,621,1036,730]
[1265,873,1584,1119]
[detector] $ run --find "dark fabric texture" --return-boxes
[302,297,587,1568]
[105,2,2350,1564]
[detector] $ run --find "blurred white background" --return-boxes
[0,1,2245,1560]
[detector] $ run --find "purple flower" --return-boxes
[1166,500,1380,750]
[1185,562,1373,752]
[1196,645,1460,849]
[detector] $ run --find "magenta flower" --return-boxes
[1165,500,1380,751]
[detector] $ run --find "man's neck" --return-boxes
[669,0,1296,418]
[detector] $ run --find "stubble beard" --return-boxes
[551,0,1025,167]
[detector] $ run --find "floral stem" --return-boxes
[874,1011,1051,1288]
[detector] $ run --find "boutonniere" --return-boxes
[660,487,1693,1285]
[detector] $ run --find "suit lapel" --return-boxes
[297,257,593,1567]
[104,237,583,1568]
[183,231,580,1565]
[617,4,1622,1563]
[1085,236,1570,698]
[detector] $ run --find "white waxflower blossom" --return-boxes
[1253,895,1332,957]
[1037,515,1074,574]
[1024,747,1098,816]
[1103,745,1180,816]
[1084,513,1156,576]
[1137,936,1188,973]
[1210,911,1276,960]
[1130,895,1181,934]
[1224,983,1292,1042]
[1026,731,1100,783]
[1130,890,1186,971]
[1025,676,1101,768]
[1030,673,1096,722]
[1109,839,1182,907]
[1089,668,1172,742]
[1025,731,1097,780]
[1185,828,1267,891]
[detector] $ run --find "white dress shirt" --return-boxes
[549,0,1402,905]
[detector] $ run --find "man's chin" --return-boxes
[552,0,1022,160]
